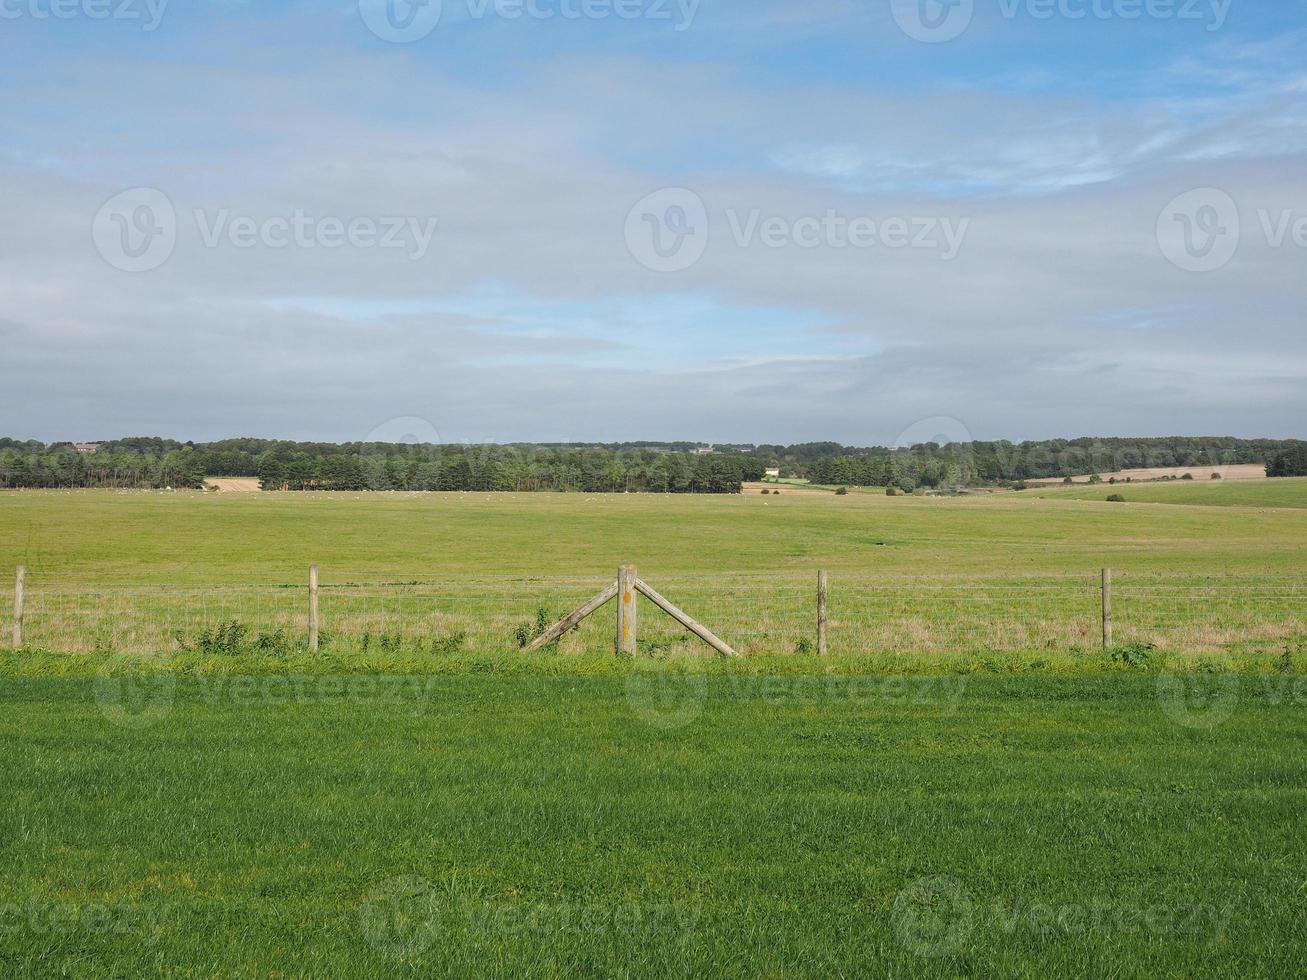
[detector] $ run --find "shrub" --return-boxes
[885,486,899,497]
[1106,494,1126,502]
[1063,476,1073,485]
[794,637,814,654]
[1110,641,1155,668]
[1088,474,1102,484]
[1211,472,1223,480]
[760,488,770,495]
[1181,473,1194,481]
[1011,481,1029,491]
[835,486,849,496]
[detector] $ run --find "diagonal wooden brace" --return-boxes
[524,581,619,652]
[634,579,739,657]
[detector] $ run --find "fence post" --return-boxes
[12,565,25,650]
[1101,568,1112,650]
[617,564,637,656]
[817,570,828,655]
[309,564,319,654]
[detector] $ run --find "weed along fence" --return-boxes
[5,563,1306,659]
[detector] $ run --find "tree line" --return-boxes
[1,435,1303,492]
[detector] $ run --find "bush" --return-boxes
[835,486,849,496]
[1106,494,1126,502]
[885,486,899,497]
[1109,641,1155,668]
[794,637,814,654]
[760,488,770,495]
[1088,474,1102,484]
[1063,476,1073,485]
[1211,472,1223,480]
[1011,481,1029,491]
[1181,473,1194,481]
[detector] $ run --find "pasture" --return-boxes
[1,487,1305,664]
[2,489,1306,975]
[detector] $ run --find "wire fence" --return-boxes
[4,571,1305,658]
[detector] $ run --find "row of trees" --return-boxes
[1,435,1303,492]
[256,447,757,493]
[0,446,206,490]
[1266,445,1307,478]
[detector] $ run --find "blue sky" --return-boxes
[1,0,1304,444]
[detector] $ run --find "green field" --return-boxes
[2,490,1306,975]
[2,488,1306,662]
[1036,476,1307,509]
[2,674,1304,977]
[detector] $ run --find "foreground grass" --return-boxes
[0,674,1303,977]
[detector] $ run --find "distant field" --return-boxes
[1039,476,1307,509]
[1029,463,1268,484]
[1,675,1304,976]
[1,489,1305,661]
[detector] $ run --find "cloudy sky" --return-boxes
[2,0,1304,445]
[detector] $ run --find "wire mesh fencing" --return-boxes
[4,571,1305,658]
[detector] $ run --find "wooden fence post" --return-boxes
[817,570,828,655]
[12,565,25,650]
[617,564,637,656]
[309,564,319,654]
[1101,568,1112,650]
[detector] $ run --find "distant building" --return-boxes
[73,443,102,455]
[694,446,715,455]
[764,468,781,478]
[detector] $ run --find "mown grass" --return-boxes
[0,674,1303,977]
[1035,476,1307,509]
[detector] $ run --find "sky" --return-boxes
[1,0,1304,446]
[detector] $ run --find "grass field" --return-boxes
[2,674,1304,976]
[2,487,1306,662]
[1036,476,1307,509]
[3,490,1306,974]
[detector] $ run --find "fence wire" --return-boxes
[6,572,1306,658]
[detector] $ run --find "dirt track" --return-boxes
[205,478,262,493]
